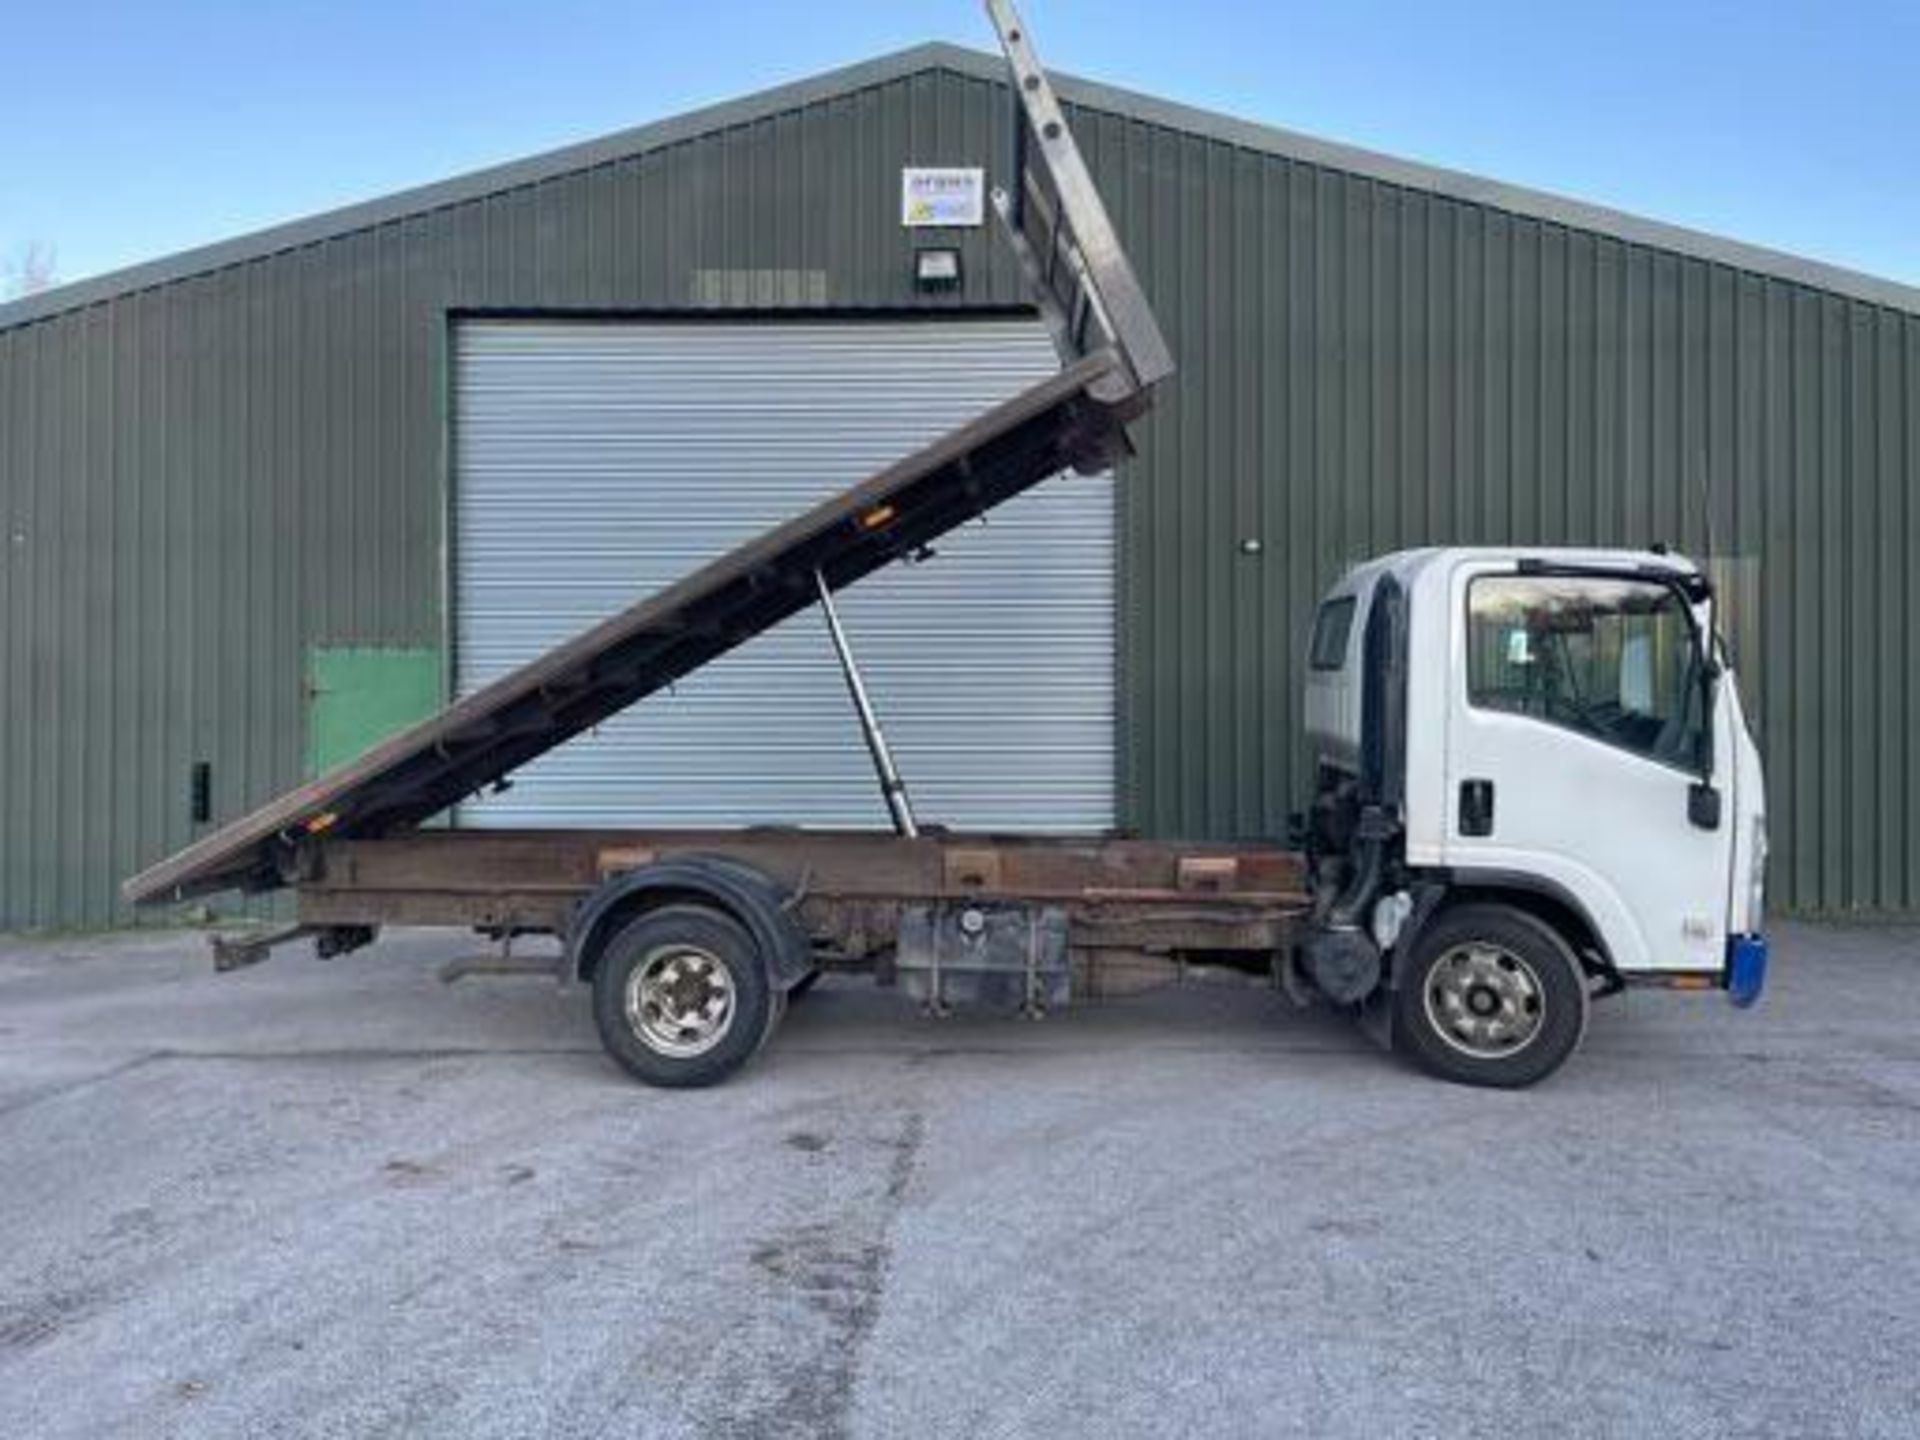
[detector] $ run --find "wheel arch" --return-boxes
[568,855,812,990]
[1397,872,1614,985]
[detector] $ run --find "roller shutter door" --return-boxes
[453,317,1114,831]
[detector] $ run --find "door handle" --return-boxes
[1459,779,1495,837]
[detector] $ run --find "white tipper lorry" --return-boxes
[125,2,1768,1090]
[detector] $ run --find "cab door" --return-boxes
[1439,560,1736,974]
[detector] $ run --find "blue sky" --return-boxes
[4,0,1916,293]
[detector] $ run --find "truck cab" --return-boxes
[1299,547,1769,1087]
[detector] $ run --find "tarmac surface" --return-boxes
[1,920,1917,1439]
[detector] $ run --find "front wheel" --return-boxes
[591,904,776,1088]
[1393,903,1589,1088]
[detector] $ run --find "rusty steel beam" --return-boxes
[289,830,1306,955]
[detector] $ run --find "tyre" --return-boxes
[1393,902,1589,1088]
[591,904,776,1088]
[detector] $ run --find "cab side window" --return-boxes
[1467,575,1706,770]
[1309,596,1357,671]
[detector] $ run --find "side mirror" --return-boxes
[1688,782,1722,832]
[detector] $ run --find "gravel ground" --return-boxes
[1,920,1916,1439]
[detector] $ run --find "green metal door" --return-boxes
[307,647,443,776]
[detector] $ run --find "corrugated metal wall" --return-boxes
[1,64,1915,924]
[1082,115,1920,917]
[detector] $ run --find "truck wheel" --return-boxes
[592,904,776,1088]
[1393,903,1589,1088]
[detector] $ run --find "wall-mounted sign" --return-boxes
[902,167,986,228]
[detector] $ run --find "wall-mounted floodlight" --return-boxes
[914,247,963,292]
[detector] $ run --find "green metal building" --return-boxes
[3,44,1917,928]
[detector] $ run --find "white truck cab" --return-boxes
[1298,547,1768,1087]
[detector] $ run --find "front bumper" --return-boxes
[1725,933,1769,1008]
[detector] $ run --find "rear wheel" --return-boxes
[592,904,776,1088]
[1393,902,1589,1088]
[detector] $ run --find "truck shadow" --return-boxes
[768,975,1376,1062]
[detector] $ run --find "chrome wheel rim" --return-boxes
[1423,942,1545,1061]
[624,944,737,1058]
